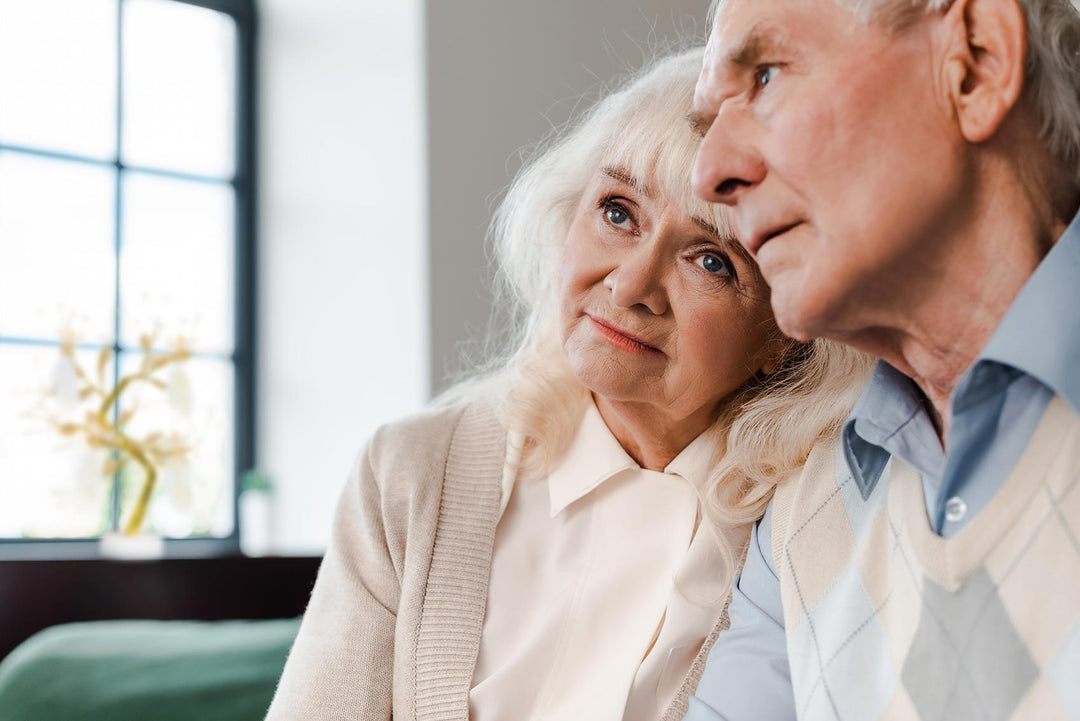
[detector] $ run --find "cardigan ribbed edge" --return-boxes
[415,402,506,720]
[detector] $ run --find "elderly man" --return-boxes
[683,0,1080,719]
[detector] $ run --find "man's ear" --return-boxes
[940,0,1027,143]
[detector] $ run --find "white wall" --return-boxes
[258,0,428,554]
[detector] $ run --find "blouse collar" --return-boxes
[545,401,715,518]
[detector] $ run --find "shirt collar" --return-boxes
[842,206,1080,499]
[547,401,715,518]
[843,362,930,499]
[976,209,1080,416]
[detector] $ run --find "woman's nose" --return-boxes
[603,248,669,315]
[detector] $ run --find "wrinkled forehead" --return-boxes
[700,0,891,101]
[710,0,895,39]
[703,0,805,86]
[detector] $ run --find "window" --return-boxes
[0,0,256,556]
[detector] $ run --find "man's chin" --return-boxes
[775,316,817,343]
[771,291,831,343]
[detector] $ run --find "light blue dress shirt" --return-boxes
[684,210,1080,721]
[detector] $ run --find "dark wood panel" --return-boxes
[0,556,322,661]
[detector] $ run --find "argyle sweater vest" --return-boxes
[770,396,1080,721]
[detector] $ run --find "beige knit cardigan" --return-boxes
[265,401,724,721]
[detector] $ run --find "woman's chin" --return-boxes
[563,333,665,403]
[570,366,650,407]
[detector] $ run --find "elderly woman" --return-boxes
[266,48,869,721]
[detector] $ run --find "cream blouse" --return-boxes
[468,402,729,720]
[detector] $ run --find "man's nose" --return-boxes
[604,246,669,316]
[692,108,765,206]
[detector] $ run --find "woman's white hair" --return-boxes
[708,0,1080,180]
[441,46,872,593]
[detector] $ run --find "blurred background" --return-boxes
[0,0,709,560]
[0,1,711,715]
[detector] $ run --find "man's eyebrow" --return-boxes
[601,166,653,196]
[686,111,712,139]
[726,24,782,69]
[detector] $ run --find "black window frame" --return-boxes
[0,0,258,560]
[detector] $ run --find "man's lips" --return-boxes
[745,222,800,256]
[586,315,662,354]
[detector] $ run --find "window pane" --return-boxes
[0,153,117,344]
[120,172,234,353]
[116,352,234,538]
[122,0,237,178]
[0,344,114,539]
[0,0,118,160]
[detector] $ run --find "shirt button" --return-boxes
[945,496,968,523]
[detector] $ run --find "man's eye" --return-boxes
[756,65,779,88]
[697,254,731,276]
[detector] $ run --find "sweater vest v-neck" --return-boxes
[771,395,1080,721]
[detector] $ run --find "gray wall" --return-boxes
[426,1,710,392]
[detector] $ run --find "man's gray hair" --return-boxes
[708,0,1080,180]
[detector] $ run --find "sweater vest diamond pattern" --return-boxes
[771,396,1080,721]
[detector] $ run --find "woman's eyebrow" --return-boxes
[692,216,724,239]
[692,215,750,256]
[601,166,654,197]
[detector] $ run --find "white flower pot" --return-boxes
[99,531,165,560]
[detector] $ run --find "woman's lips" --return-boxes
[586,315,662,354]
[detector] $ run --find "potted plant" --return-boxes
[44,331,192,557]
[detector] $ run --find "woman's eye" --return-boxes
[604,204,631,227]
[697,254,731,276]
[755,65,779,89]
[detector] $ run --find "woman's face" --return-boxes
[559,164,781,427]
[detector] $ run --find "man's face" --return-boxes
[690,0,971,341]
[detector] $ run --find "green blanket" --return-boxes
[0,618,300,721]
